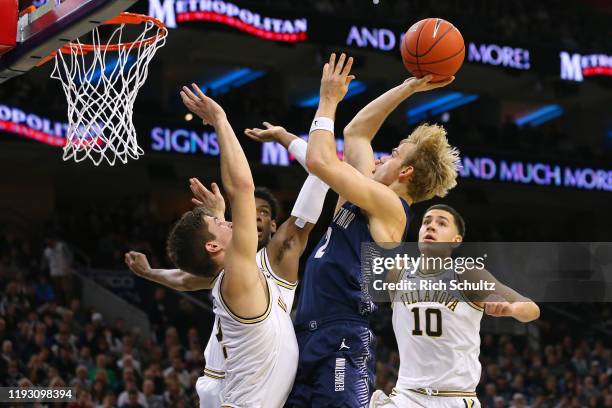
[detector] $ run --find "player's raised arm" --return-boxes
[305,53,406,242]
[245,122,330,283]
[181,85,264,315]
[124,251,213,291]
[343,75,454,175]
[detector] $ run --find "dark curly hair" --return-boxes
[254,187,280,220]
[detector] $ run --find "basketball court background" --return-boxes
[0,0,611,406]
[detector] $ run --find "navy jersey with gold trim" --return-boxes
[295,198,412,326]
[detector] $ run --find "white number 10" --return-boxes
[314,227,332,259]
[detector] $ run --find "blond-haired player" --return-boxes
[370,204,540,408]
[289,53,460,407]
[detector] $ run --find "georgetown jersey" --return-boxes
[392,267,483,394]
[295,199,412,327]
[211,249,299,408]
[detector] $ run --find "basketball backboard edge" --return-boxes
[0,0,138,84]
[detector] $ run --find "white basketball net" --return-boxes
[51,17,167,166]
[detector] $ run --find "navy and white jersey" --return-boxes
[295,198,412,327]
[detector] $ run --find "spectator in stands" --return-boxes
[43,237,74,305]
[143,378,165,408]
[117,380,146,407]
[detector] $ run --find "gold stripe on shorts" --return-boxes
[409,388,477,397]
[203,368,225,380]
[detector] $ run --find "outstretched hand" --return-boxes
[319,52,356,104]
[189,178,225,219]
[124,251,151,277]
[180,84,226,127]
[403,75,455,93]
[244,122,288,143]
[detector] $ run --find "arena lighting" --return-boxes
[296,80,366,108]
[407,92,479,125]
[515,105,564,128]
[200,68,265,96]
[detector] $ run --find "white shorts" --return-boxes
[196,373,224,408]
[370,389,481,408]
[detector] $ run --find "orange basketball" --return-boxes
[400,18,465,82]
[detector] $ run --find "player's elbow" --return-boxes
[305,151,328,175]
[227,178,255,196]
[343,123,362,139]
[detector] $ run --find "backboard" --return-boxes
[0,0,138,83]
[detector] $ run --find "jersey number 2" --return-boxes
[411,307,442,337]
[314,227,332,259]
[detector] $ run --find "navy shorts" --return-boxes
[286,322,376,408]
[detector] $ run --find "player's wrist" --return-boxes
[208,112,228,128]
[309,117,334,135]
[314,102,337,122]
[277,130,297,148]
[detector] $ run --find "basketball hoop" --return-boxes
[49,12,167,166]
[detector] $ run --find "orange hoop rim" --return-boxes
[38,12,167,66]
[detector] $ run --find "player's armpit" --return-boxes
[266,217,315,284]
[221,256,269,319]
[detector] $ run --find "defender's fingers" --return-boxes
[328,53,336,71]
[182,86,200,102]
[335,53,346,75]
[341,57,354,77]
[211,182,221,195]
[190,178,211,195]
[191,83,207,99]
[244,130,261,140]
[322,63,330,77]
[262,121,274,129]
[192,198,204,206]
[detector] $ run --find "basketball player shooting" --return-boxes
[370,204,540,408]
[288,53,459,407]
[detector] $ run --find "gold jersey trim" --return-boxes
[218,270,272,325]
[204,367,225,376]
[261,248,298,290]
[409,388,477,398]
[277,296,288,312]
[203,368,225,380]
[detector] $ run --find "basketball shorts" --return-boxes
[287,322,376,408]
[196,372,224,408]
[370,389,481,408]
